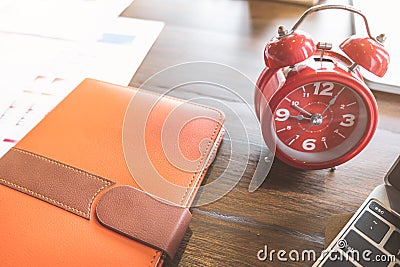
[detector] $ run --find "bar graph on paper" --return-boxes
[0,75,81,158]
[0,8,164,159]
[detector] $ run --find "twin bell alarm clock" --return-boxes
[254,5,390,170]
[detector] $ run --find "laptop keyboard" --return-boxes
[318,200,400,266]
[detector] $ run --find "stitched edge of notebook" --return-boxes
[0,177,90,217]
[178,110,224,206]
[2,147,114,219]
[181,127,225,207]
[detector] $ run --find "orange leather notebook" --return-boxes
[0,78,224,266]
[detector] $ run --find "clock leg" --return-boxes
[329,167,337,172]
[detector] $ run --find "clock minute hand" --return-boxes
[292,103,312,117]
[322,87,345,115]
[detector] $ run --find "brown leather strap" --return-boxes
[0,148,114,219]
[96,185,192,259]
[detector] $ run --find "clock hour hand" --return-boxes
[292,103,312,117]
[290,115,311,121]
[322,86,345,115]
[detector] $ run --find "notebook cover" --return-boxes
[0,78,225,266]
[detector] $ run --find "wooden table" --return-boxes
[122,0,400,266]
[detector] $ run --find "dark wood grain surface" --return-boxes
[122,1,400,266]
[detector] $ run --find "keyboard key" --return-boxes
[341,230,390,267]
[355,211,390,244]
[369,200,400,229]
[383,231,400,260]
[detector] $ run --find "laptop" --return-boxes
[350,0,400,94]
[313,156,400,266]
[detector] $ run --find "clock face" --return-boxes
[273,81,368,163]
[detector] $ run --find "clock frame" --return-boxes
[254,4,389,170]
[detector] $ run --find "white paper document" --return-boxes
[0,9,164,158]
[0,0,134,41]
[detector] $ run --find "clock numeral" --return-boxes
[303,92,310,98]
[291,100,300,106]
[340,114,355,127]
[340,104,345,110]
[275,108,289,121]
[313,82,334,96]
[302,138,316,151]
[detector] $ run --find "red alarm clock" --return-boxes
[254,5,389,170]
